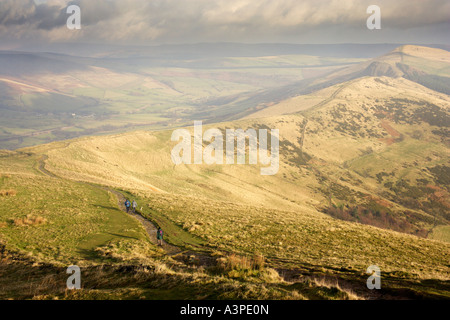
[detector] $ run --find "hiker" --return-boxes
[132,200,137,213]
[157,227,163,246]
[124,199,131,213]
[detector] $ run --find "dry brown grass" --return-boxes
[253,254,265,270]
[214,253,280,282]
[14,215,47,227]
[0,189,17,196]
[30,274,61,297]
[216,254,263,272]
[312,277,362,300]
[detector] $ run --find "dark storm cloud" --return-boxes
[0,0,449,44]
[0,0,66,30]
[0,0,36,26]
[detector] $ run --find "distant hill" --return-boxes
[16,42,407,59]
[0,52,90,77]
[245,45,450,119]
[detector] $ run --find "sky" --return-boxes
[0,0,449,46]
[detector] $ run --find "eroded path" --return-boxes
[106,187,183,256]
[38,155,184,256]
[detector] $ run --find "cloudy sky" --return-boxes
[1,0,449,46]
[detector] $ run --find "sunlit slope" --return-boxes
[31,75,450,238]
[4,146,449,280]
[34,128,321,214]
[245,77,450,239]
[302,77,449,234]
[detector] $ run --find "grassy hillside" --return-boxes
[1,142,449,299]
[0,45,449,300]
[0,151,369,300]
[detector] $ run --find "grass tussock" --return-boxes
[94,240,163,265]
[311,277,361,300]
[0,189,17,196]
[215,253,281,282]
[14,215,47,227]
